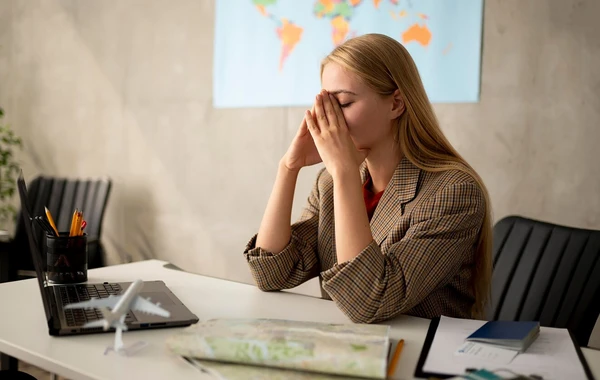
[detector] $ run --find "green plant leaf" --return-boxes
[0,107,23,222]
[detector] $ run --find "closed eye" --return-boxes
[340,102,353,108]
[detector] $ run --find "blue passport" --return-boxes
[466,320,540,352]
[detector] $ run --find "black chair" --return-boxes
[0,175,112,282]
[487,215,600,347]
[0,370,36,379]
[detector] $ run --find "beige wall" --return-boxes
[1,0,599,345]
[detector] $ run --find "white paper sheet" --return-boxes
[455,342,519,364]
[422,316,589,380]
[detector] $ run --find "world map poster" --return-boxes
[213,0,483,108]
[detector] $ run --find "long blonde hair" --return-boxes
[321,33,492,319]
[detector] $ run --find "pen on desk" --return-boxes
[387,339,404,378]
[44,207,59,236]
[180,356,220,379]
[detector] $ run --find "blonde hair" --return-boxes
[321,33,492,319]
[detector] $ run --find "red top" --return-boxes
[363,176,385,221]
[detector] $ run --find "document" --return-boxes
[422,316,589,380]
[455,342,519,365]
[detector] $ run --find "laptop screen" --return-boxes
[17,172,53,322]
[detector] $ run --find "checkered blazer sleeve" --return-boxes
[321,181,485,323]
[243,169,324,291]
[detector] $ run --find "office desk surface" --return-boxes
[0,260,598,380]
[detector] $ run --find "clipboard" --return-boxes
[414,317,596,380]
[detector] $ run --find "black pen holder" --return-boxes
[46,232,88,284]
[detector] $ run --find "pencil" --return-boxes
[69,209,78,237]
[77,211,84,236]
[387,339,404,378]
[44,207,59,236]
[74,211,81,236]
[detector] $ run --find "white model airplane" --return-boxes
[64,279,171,355]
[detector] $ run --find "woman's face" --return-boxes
[321,63,397,151]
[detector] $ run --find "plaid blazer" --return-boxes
[244,157,486,323]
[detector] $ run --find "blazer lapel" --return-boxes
[369,156,421,246]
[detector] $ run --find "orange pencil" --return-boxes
[74,211,80,236]
[76,211,82,236]
[44,207,59,236]
[387,339,404,378]
[77,211,84,236]
[69,209,78,237]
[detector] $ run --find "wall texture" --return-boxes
[0,0,599,344]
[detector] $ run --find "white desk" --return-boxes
[0,260,598,380]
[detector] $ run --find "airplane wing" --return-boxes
[63,295,122,310]
[130,296,171,318]
[81,320,106,329]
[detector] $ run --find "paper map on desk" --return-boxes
[166,318,391,379]
[184,358,375,380]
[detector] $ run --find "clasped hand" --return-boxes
[281,90,367,175]
[304,90,368,177]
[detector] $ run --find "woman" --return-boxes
[243,33,492,324]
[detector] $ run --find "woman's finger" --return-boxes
[313,94,330,129]
[305,110,320,135]
[296,117,309,137]
[322,93,338,128]
[329,94,349,131]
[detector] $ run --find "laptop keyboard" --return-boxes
[60,283,137,327]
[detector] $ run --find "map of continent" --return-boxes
[253,0,304,71]
[214,0,483,107]
[254,0,436,71]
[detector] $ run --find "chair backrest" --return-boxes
[488,215,600,347]
[13,175,112,272]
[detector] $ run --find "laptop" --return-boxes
[17,172,199,336]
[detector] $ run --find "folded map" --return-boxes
[165,318,392,379]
